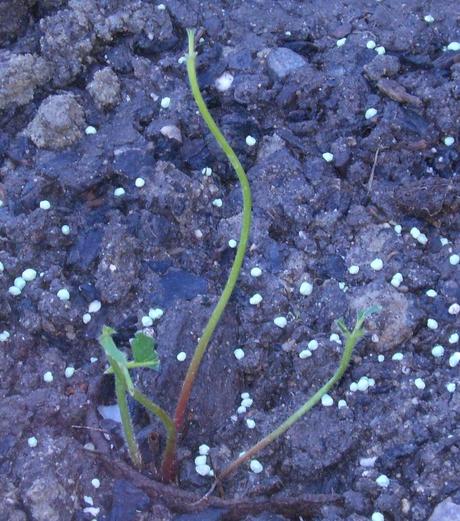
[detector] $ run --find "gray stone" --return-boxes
[0,52,51,110]
[25,94,85,149]
[428,498,460,521]
[87,66,121,109]
[267,47,306,80]
[364,54,400,81]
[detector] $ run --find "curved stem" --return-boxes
[173,29,252,434]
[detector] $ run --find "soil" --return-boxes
[0,1,459,520]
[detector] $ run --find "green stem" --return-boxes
[132,390,177,482]
[173,29,252,434]
[218,320,366,481]
[115,376,143,469]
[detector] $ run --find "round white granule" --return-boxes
[201,167,212,176]
[366,40,376,49]
[449,352,460,368]
[447,42,460,51]
[157,3,166,10]
[9,286,21,296]
[372,513,385,521]
[417,233,428,245]
[88,300,102,313]
[43,371,54,383]
[148,308,164,320]
[446,383,456,393]
[322,152,334,162]
[141,316,153,327]
[414,378,426,390]
[365,107,378,119]
[423,14,434,23]
[199,444,210,455]
[215,71,234,92]
[357,377,369,392]
[375,46,385,55]
[0,331,10,342]
[241,392,250,399]
[237,405,247,414]
[245,135,256,146]
[299,349,312,359]
[391,273,403,287]
[448,303,460,315]
[449,333,459,344]
[0,261,4,272]
[64,367,75,378]
[370,258,383,271]
[330,333,342,344]
[228,239,237,248]
[194,455,207,466]
[378,355,385,362]
[91,478,101,489]
[350,382,358,392]
[410,227,421,239]
[427,318,438,330]
[234,348,245,360]
[246,418,256,429]
[376,474,390,487]
[83,313,91,324]
[57,288,70,301]
[160,97,171,108]
[194,229,203,239]
[27,436,38,448]
[39,200,51,210]
[338,399,348,409]
[249,459,263,473]
[250,267,262,277]
[444,136,455,147]
[113,187,125,197]
[22,269,37,281]
[308,339,319,351]
[426,289,437,298]
[85,126,97,135]
[241,398,253,408]
[392,352,404,361]
[90,356,98,363]
[394,224,402,234]
[336,37,346,47]
[299,281,313,295]
[61,225,70,235]
[321,394,334,407]
[14,277,26,290]
[348,265,359,275]
[431,345,444,358]
[249,293,263,305]
[135,177,145,188]
[274,316,287,328]
[195,464,211,476]
[449,254,459,266]
[176,352,187,362]
[212,198,223,208]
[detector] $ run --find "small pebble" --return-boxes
[215,71,234,92]
[39,200,51,210]
[365,108,378,120]
[22,269,37,281]
[212,198,223,208]
[370,258,383,271]
[234,348,245,360]
[249,459,263,473]
[446,383,456,393]
[274,316,287,328]
[449,352,460,368]
[348,265,360,275]
[414,378,426,390]
[246,419,256,429]
[43,371,54,383]
[250,267,262,277]
[160,96,171,108]
[57,288,70,301]
[228,239,237,248]
[299,281,313,296]
[336,37,347,47]
[449,254,459,266]
[390,273,403,288]
[83,313,91,324]
[113,187,125,197]
[176,352,187,362]
[64,367,75,378]
[376,474,390,488]
[423,14,434,23]
[28,436,38,448]
[249,293,263,305]
[135,177,145,188]
[61,225,70,235]
[299,349,312,359]
[88,300,102,313]
[85,126,97,135]
[444,136,455,147]
[245,135,256,146]
[426,289,437,298]
[427,318,438,330]
[440,237,449,246]
[431,345,444,358]
[321,394,334,407]
[199,444,210,455]
[322,152,334,162]
[0,331,10,342]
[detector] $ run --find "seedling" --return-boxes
[98,29,381,487]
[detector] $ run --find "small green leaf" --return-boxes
[98,326,134,394]
[132,333,159,369]
[336,318,350,336]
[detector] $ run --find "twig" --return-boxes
[367,147,380,193]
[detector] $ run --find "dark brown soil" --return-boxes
[0,1,459,520]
